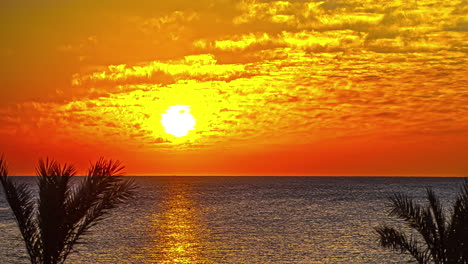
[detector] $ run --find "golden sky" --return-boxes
[1,0,467,175]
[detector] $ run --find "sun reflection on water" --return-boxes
[152,182,206,263]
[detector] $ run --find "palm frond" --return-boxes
[66,178,135,248]
[389,193,437,250]
[87,158,124,177]
[376,225,428,264]
[447,180,468,263]
[61,158,136,262]
[378,179,468,264]
[425,188,448,262]
[64,158,127,225]
[36,159,76,264]
[0,156,7,177]
[0,157,40,264]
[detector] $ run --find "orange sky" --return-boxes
[1,0,467,176]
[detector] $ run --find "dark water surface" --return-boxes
[0,176,464,263]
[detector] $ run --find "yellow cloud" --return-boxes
[228,0,465,55]
[214,33,271,50]
[133,10,200,35]
[281,30,363,49]
[193,30,364,54]
[233,0,323,26]
[72,54,248,86]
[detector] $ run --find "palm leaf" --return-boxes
[0,157,40,264]
[36,159,76,264]
[388,193,437,252]
[60,158,136,262]
[378,179,468,264]
[425,188,447,262]
[447,180,468,263]
[376,225,428,263]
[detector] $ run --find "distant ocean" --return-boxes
[0,176,464,263]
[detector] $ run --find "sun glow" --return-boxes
[161,105,196,137]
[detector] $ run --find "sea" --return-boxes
[0,176,465,263]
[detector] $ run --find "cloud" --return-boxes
[71,54,255,89]
[221,0,465,55]
[129,10,201,42]
[192,30,366,61]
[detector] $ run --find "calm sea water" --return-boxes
[0,176,464,263]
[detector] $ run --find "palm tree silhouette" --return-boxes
[376,180,468,264]
[0,156,136,264]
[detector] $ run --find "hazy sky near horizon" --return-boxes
[0,0,467,175]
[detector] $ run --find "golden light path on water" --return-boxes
[148,182,206,263]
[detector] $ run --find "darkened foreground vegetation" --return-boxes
[376,180,468,264]
[0,156,136,264]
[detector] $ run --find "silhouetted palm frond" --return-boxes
[61,159,136,261]
[0,156,137,264]
[0,157,40,263]
[376,179,468,264]
[376,225,428,263]
[87,158,124,177]
[447,181,468,263]
[36,159,76,264]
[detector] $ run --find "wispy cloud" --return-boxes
[72,54,254,88]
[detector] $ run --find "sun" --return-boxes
[161,105,196,137]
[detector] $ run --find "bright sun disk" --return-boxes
[161,105,196,137]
